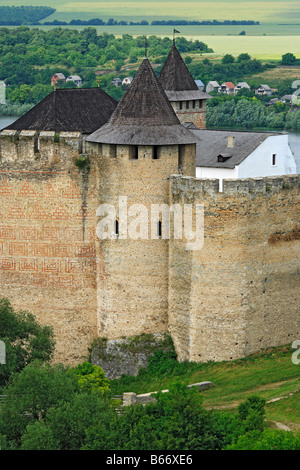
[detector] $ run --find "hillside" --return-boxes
[110,344,300,430]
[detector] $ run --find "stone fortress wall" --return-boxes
[169,174,300,362]
[0,129,299,364]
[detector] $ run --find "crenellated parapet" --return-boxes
[0,129,84,168]
[170,174,300,201]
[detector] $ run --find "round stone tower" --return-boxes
[86,57,197,340]
[158,43,210,129]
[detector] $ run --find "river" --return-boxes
[0,115,299,172]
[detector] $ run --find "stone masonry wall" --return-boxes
[171,100,206,129]
[169,174,300,362]
[0,130,99,364]
[88,142,196,341]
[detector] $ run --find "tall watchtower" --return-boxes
[158,44,210,129]
[86,57,197,340]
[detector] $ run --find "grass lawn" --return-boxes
[110,344,300,427]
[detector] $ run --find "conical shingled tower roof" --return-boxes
[159,43,199,92]
[158,43,211,101]
[86,57,196,145]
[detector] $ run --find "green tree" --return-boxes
[281,52,297,65]
[21,392,115,450]
[226,429,300,450]
[0,298,55,389]
[69,361,110,396]
[222,54,235,64]
[0,361,80,447]
[237,53,251,62]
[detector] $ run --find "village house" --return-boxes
[66,75,82,87]
[206,80,219,93]
[219,82,235,94]
[122,77,133,86]
[194,79,205,91]
[51,73,66,86]
[255,84,272,96]
[234,81,250,94]
[111,77,122,87]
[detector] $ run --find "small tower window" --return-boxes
[272,154,276,166]
[110,144,116,158]
[186,101,189,109]
[158,221,162,239]
[129,145,138,160]
[152,146,160,159]
[179,102,183,110]
[192,100,196,109]
[114,220,119,237]
[178,144,184,170]
[199,100,203,109]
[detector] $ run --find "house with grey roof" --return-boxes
[255,84,272,96]
[234,82,250,94]
[189,128,296,190]
[66,75,82,87]
[206,81,219,93]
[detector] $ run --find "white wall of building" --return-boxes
[196,134,297,192]
[237,134,296,178]
[196,166,238,191]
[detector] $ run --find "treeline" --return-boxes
[152,20,259,25]
[0,6,55,25]
[207,94,300,131]
[43,17,260,26]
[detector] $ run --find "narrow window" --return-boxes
[199,100,203,108]
[110,144,116,158]
[152,146,159,159]
[179,101,183,110]
[114,220,119,237]
[272,154,276,166]
[178,144,184,170]
[186,101,189,109]
[192,100,196,109]
[158,221,162,239]
[130,145,138,160]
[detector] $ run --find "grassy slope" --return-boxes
[110,345,300,427]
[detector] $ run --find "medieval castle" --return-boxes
[0,44,299,365]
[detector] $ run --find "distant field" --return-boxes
[2,1,300,60]
[1,0,300,25]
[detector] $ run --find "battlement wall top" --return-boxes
[0,129,83,166]
[170,174,300,201]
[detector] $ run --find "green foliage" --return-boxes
[75,155,89,169]
[238,395,266,432]
[0,361,80,447]
[222,54,235,64]
[0,298,55,389]
[226,429,300,450]
[69,361,110,396]
[207,94,299,131]
[21,392,115,450]
[281,52,297,65]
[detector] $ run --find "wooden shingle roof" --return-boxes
[87,57,197,145]
[5,88,117,134]
[158,44,211,101]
